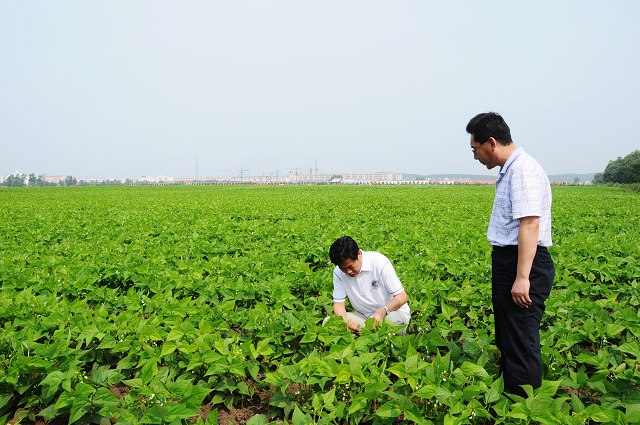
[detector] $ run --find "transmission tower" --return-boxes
[240,168,249,182]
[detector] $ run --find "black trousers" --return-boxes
[491,245,554,397]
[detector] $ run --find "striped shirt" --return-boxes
[488,147,553,247]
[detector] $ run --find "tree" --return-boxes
[3,174,26,187]
[28,173,38,186]
[593,150,640,184]
[62,175,77,187]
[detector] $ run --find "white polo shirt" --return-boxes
[488,147,553,247]
[333,251,410,318]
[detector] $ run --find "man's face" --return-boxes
[470,135,496,170]
[338,250,363,277]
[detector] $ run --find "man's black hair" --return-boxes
[466,112,513,146]
[329,236,359,265]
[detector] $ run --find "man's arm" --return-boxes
[512,216,539,308]
[333,301,360,333]
[373,290,408,324]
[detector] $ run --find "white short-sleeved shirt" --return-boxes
[333,251,410,318]
[488,147,553,247]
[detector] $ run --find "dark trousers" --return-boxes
[491,245,554,397]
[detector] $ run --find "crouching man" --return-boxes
[326,236,410,334]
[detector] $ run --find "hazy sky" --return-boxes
[1,1,639,179]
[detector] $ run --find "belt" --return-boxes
[492,245,518,252]
[492,245,548,252]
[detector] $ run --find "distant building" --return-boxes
[459,179,496,185]
[42,175,66,184]
[342,172,402,184]
[140,176,175,184]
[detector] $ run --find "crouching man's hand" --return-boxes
[373,306,387,325]
[347,321,361,334]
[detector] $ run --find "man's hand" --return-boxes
[514,216,538,309]
[373,306,387,325]
[347,321,361,334]
[511,276,532,308]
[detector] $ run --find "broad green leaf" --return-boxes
[322,387,336,407]
[256,339,275,356]
[54,391,73,410]
[535,380,561,397]
[141,361,159,384]
[205,409,219,425]
[92,388,119,408]
[170,377,194,398]
[586,404,613,422]
[375,400,402,418]
[348,394,368,415]
[312,394,322,411]
[571,394,585,413]
[75,383,95,398]
[41,371,65,397]
[122,378,143,389]
[459,361,490,379]
[0,395,11,410]
[626,403,640,423]
[166,329,185,341]
[587,380,607,395]
[414,384,439,399]
[246,415,266,425]
[334,367,351,384]
[69,398,91,424]
[161,341,178,356]
[604,323,626,338]
[91,369,125,387]
[292,406,312,425]
[617,342,640,358]
[300,333,317,343]
[96,334,117,349]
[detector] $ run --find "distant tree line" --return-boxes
[593,150,640,184]
[0,173,128,187]
[0,173,73,187]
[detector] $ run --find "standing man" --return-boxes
[466,112,555,397]
[328,236,410,334]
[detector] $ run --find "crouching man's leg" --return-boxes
[322,311,367,333]
[385,311,410,335]
[345,312,367,329]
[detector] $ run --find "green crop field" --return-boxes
[0,185,639,425]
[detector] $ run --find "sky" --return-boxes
[1,1,639,180]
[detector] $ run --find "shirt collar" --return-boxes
[499,147,525,176]
[360,251,372,272]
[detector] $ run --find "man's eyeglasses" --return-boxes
[471,141,489,156]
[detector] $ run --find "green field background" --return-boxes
[1,185,638,424]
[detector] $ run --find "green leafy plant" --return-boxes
[0,185,638,423]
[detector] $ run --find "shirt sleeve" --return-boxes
[332,268,347,302]
[379,256,405,296]
[510,163,544,219]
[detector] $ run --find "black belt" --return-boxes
[492,245,548,252]
[492,245,517,252]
